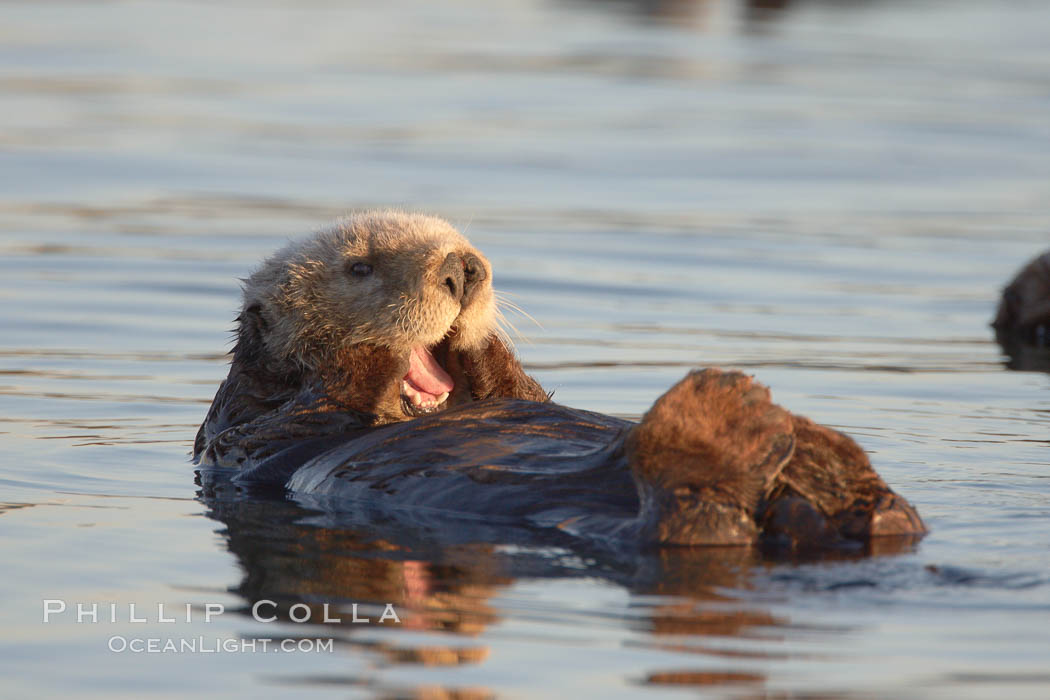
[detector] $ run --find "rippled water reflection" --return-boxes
[2,0,1050,698]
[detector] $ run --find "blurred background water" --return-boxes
[2,0,1049,697]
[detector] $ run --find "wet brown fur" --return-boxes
[762,415,926,547]
[626,370,925,547]
[626,372,795,545]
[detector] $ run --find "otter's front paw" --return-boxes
[453,334,548,403]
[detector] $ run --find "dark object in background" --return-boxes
[993,250,1050,371]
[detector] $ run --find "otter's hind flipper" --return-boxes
[626,369,795,546]
[761,416,927,548]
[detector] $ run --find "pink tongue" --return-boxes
[405,346,454,396]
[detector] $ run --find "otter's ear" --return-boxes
[458,335,548,402]
[233,303,269,365]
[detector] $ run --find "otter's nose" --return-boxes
[439,252,466,302]
[439,252,487,305]
[461,253,487,303]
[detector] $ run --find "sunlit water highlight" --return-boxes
[2,1,1049,698]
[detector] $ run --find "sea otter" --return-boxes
[992,249,1050,372]
[195,211,925,549]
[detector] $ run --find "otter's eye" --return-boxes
[348,262,373,277]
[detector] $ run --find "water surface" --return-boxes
[2,0,1050,698]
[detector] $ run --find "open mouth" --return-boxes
[401,336,454,416]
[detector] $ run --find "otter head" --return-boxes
[993,250,1050,346]
[237,211,510,422]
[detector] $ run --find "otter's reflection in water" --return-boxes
[197,470,921,694]
[568,0,822,29]
[995,338,1050,373]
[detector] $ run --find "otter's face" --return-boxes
[241,212,502,420]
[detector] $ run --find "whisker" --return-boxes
[494,305,529,346]
[495,294,543,331]
[460,212,475,237]
[493,309,516,349]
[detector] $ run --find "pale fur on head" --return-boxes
[241,210,497,371]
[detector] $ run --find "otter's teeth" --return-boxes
[401,381,449,409]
